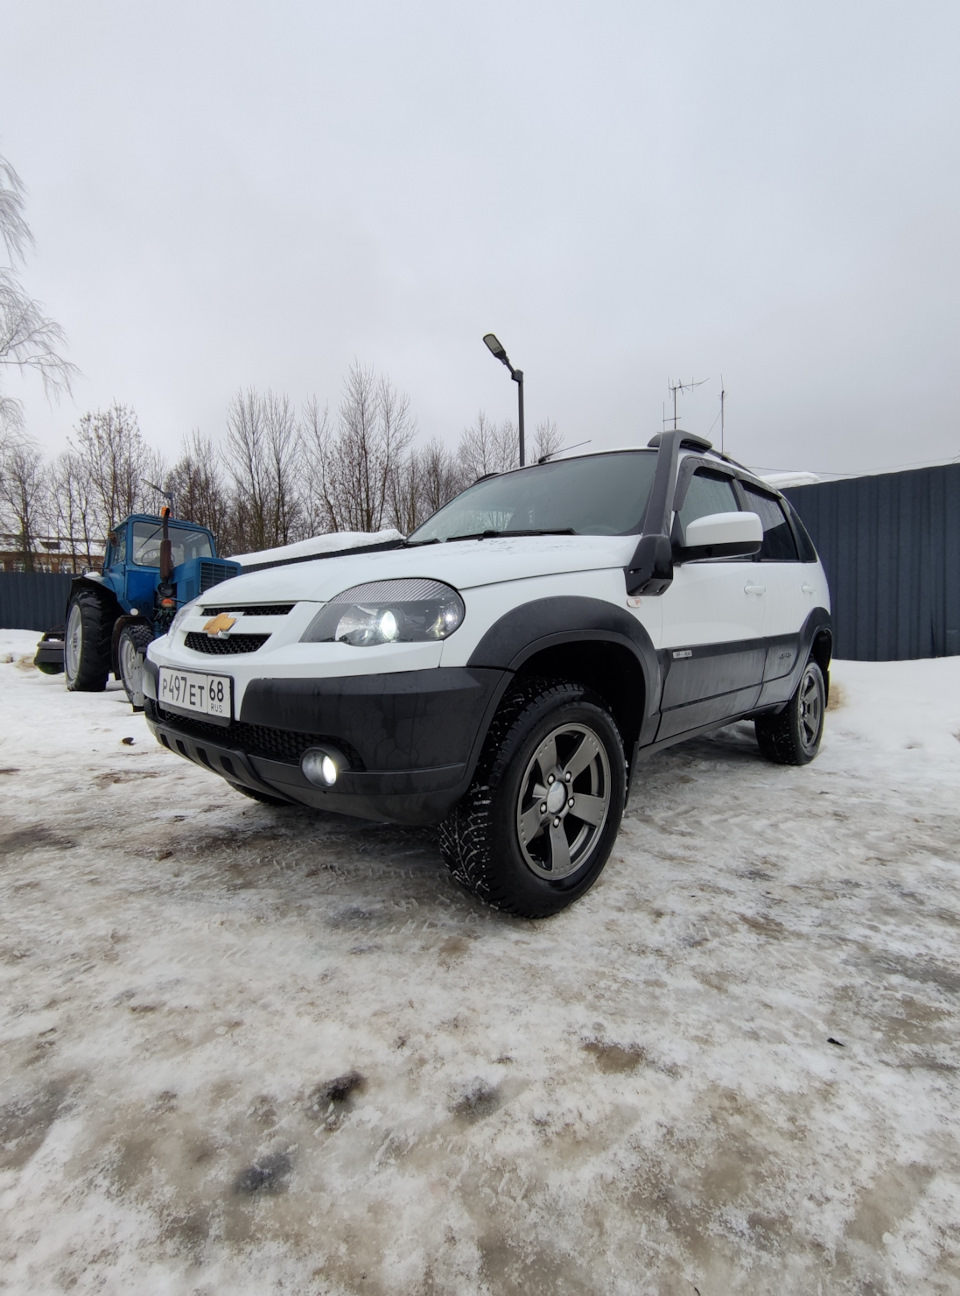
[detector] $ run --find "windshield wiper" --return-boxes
[402,537,441,547]
[443,528,577,542]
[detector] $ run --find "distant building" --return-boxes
[0,532,102,574]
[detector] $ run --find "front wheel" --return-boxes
[64,591,112,692]
[755,658,826,765]
[439,679,627,918]
[118,623,154,711]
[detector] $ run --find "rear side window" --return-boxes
[739,484,799,561]
[781,498,819,562]
[676,469,739,535]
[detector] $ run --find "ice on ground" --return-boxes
[1,631,959,1294]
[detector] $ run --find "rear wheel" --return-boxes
[64,590,113,692]
[439,679,627,918]
[755,659,826,765]
[118,623,154,711]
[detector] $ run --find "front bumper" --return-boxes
[143,660,509,825]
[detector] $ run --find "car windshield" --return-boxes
[131,522,214,567]
[408,450,658,543]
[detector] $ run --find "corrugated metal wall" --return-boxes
[784,463,960,661]
[0,573,73,632]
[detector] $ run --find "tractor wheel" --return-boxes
[64,590,113,692]
[118,623,154,712]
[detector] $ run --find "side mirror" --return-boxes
[676,511,762,562]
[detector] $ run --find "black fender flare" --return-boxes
[466,595,662,752]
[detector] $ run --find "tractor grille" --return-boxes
[185,632,269,655]
[200,604,295,617]
[199,560,239,592]
[149,700,362,768]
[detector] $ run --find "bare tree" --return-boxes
[0,431,48,569]
[533,418,562,462]
[458,411,518,480]
[70,404,159,534]
[417,438,467,520]
[389,446,425,535]
[165,431,231,546]
[50,449,98,570]
[224,388,303,552]
[302,364,415,534]
[0,153,77,432]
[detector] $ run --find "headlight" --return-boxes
[301,578,465,647]
[169,596,201,639]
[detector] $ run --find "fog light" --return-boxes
[301,746,344,788]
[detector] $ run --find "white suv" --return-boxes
[144,431,831,917]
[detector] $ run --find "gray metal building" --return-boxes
[783,463,960,661]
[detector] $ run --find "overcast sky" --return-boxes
[2,0,958,478]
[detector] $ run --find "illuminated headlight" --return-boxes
[168,596,201,639]
[301,579,465,647]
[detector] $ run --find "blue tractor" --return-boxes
[38,510,241,710]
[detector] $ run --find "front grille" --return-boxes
[150,700,363,768]
[200,604,295,617]
[199,560,239,591]
[185,632,269,655]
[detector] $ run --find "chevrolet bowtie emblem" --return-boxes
[203,613,238,637]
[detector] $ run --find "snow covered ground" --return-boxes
[1,630,958,1296]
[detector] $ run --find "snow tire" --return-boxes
[755,658,826,765]
[439,678,627,918]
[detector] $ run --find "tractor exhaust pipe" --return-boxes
[159,506,173,582]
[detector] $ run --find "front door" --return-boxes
[656,467,766,739]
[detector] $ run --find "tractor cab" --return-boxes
[102,514,221,621]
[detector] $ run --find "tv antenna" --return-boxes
[665,376,709,430]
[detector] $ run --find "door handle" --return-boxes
[744,583,766,595]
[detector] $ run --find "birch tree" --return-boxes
[0,153,77,432]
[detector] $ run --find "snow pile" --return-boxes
[1,633,959,1294]
[230,529,402,568]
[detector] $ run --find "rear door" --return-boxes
[737,482,817,703]
[656,466,766,739]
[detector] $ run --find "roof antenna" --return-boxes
[539,438,592,464]
[719,375,725,455]
[666,376,709,430]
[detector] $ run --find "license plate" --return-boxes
[158,668,232,723]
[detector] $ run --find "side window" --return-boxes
[739,484,799,561]
[781,498,819,562]
[676,469,739,536]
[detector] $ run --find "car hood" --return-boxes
[201,534,637,605]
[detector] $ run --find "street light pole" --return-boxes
[482,333,525,467]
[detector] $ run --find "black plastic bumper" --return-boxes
[143,662,509,825]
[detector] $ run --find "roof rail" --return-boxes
[647,431,713,453]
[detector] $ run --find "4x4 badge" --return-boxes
[203,613,238,637]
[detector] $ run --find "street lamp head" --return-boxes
[483,333,510,366]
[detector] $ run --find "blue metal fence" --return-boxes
[784,463,960,661]
[0,572,73,632]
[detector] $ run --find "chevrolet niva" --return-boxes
[143,430,831,917]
